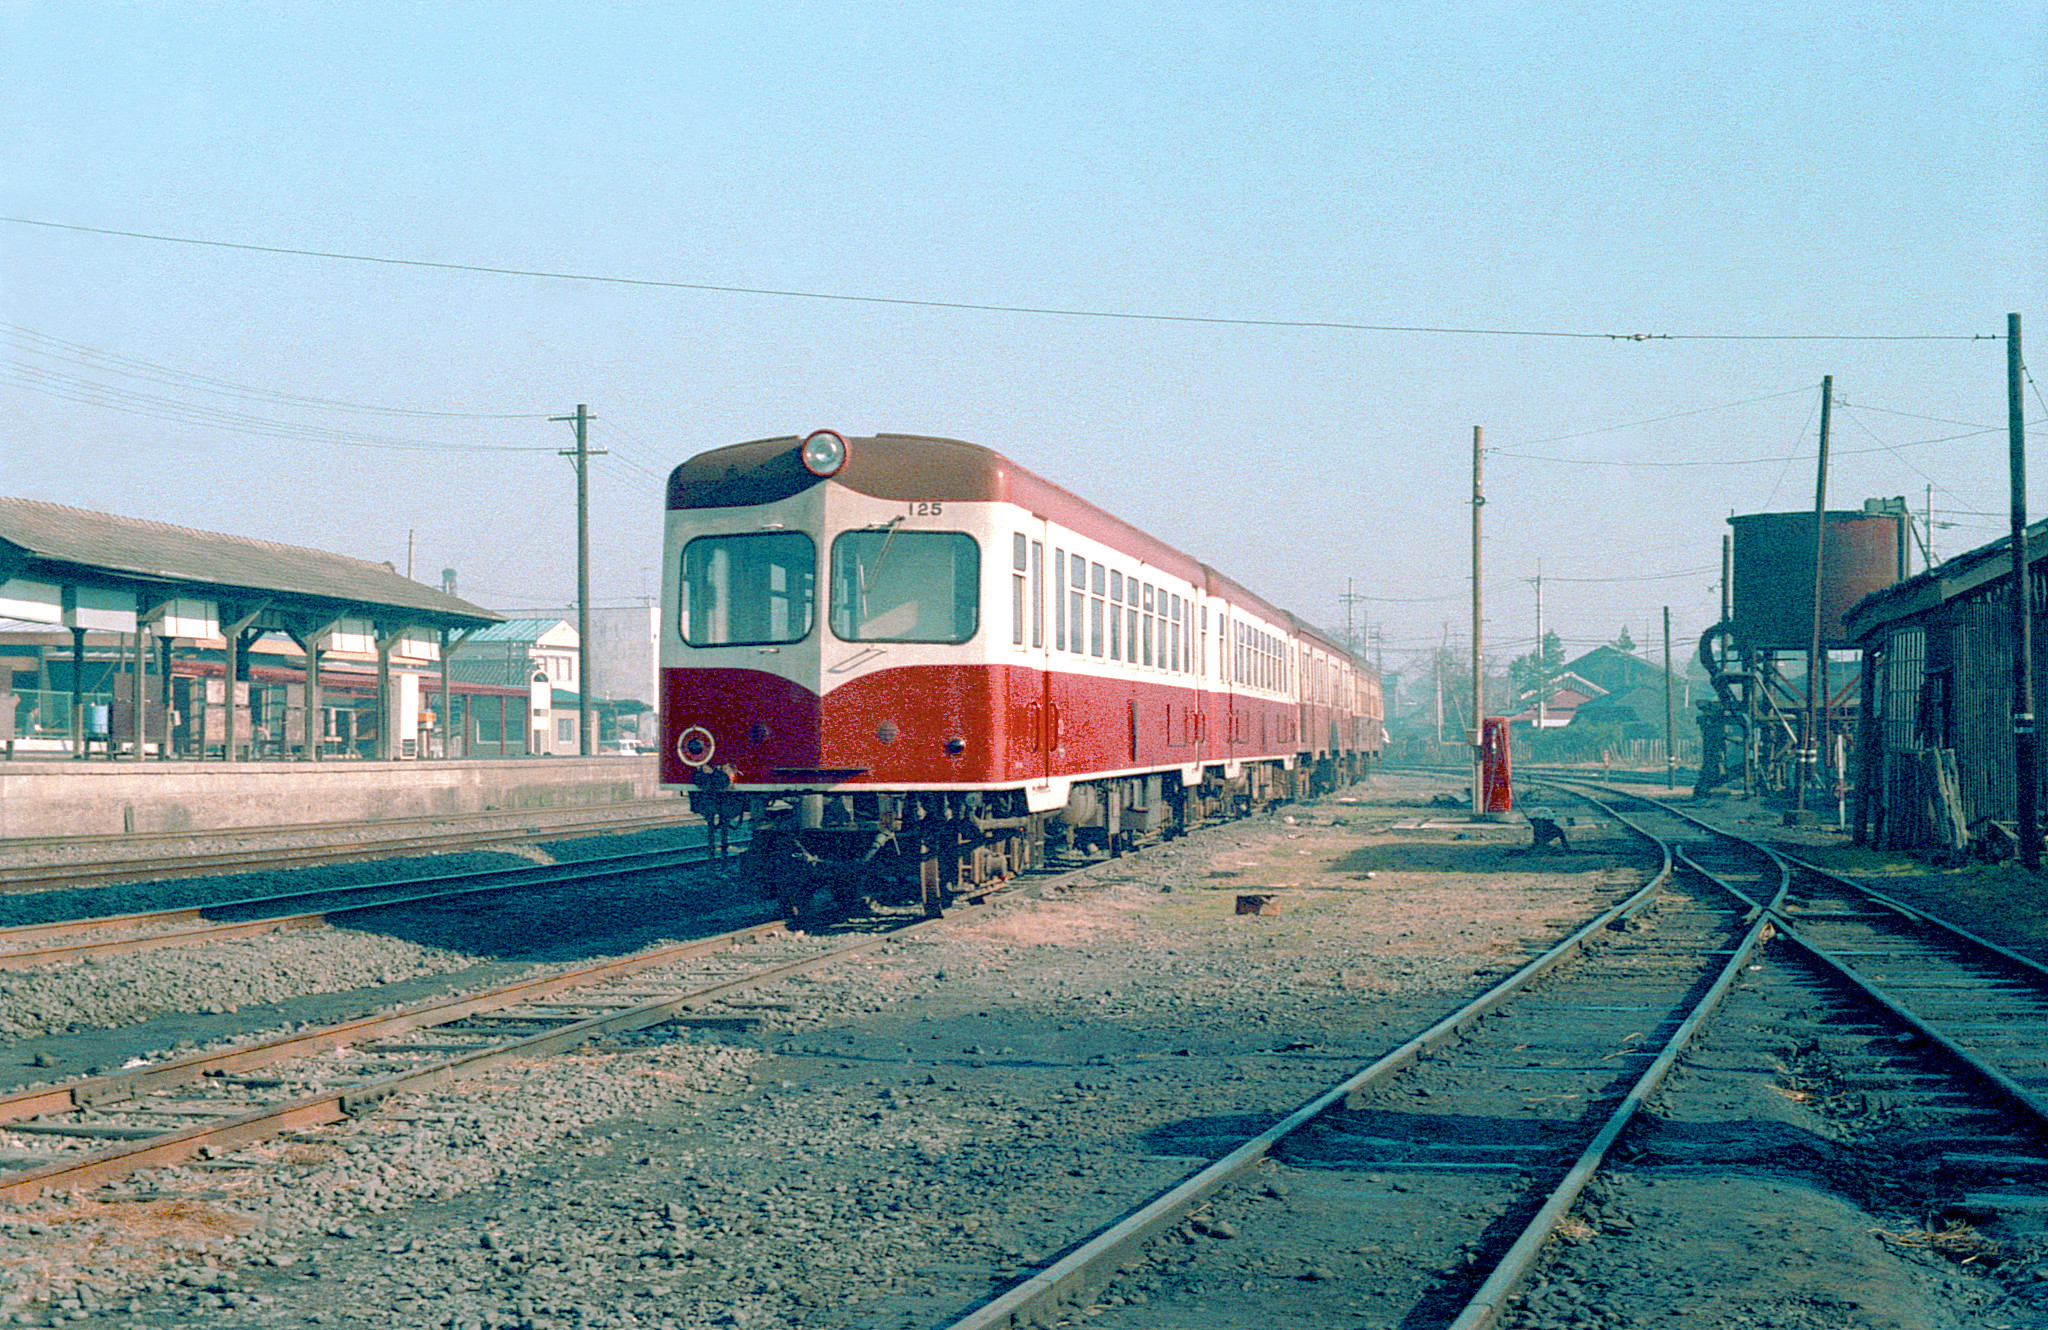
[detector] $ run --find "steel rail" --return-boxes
[0,913,878,1201]
[1437,785,1784,1329]
[1776,848,2048,983]
[1445,913,1774,1330]
[0,838,750,970]
[1553,781,2048,1157]
[0,803,702,894]
[0,840,1083,1202]
[0,915,778,1131]
[938,805,1678,1330]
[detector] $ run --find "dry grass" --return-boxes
[1554,1214,1599,1244]
[1872,1222,2001,1263]
[2,1195,261,1304]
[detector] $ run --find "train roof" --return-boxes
[667,433,1375,676]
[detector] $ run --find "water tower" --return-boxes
[1696,500,1910,798]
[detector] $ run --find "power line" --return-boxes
[4,324,545,419]
[5,361,556,453]
[1537,566,1718,585]
[4,217,2003,343]
[1489,386,1819,453]
[1504,426,2008,469]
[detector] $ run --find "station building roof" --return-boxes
[0,497,502,640]
[464,617,577,644]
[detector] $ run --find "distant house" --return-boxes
[447,618,579,689]
[446,618,581,753]
[1569,685,1671,740]
[1506,670,1603,730]
[1557,647,1692,741]
[1563,645,1671,698]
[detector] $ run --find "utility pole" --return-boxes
[1471,426,1485,813]
[1798,377,1832,817]
[1340,580,1368,658]
[1663,606,1675,790]
[2007,313,2040,870]
[1526,567,1546,728]
[1435,622,1447,748]
[552,404,606,757]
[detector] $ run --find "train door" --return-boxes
[1015,522,1055,787]
[1216,602,1239,758]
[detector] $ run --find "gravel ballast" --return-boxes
[0,774,2039,1327]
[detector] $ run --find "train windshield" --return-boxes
[830,529,979,643]
[678,532,815,646]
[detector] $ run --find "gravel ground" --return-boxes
[0,825,761,1098]
[0,772,2039,1328]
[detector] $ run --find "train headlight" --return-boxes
[677,726,716,767]
[800,429,848,477]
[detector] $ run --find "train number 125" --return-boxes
[906,502,944,517]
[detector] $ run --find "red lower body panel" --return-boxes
[661,662,1338,792]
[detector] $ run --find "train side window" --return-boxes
[1170,596,1181,672]
[678,531,816,647]
[829,530,980,643]
[1142,583,1155,666]
[1012,534,1027,646]
[1054,550,1066,651]
[1071,555,1086,654]
[1031,541,1044,648]
[1089,562,1105,657]
[1108,570,1123,660]
[1124,583,1137,670]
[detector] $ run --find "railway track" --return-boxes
[0,914,830,1201]
[1549,779,2048,1135]
[0,825,1076,1205]
[934,782,2048,1328]
[0,839,748,971]
[0,799,703,895]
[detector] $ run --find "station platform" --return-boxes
[0,755,666,840]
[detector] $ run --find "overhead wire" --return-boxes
[2,217,2003,343]
[6,324,558,453]
[3,323,545,420]
[5,359,557,454]
[1487,386,1819,455]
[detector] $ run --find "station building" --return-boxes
[1847,515,2048,854]
[0,497,666,838]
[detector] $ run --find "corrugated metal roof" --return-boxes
[464,617,573,643]
[0,497,502,627]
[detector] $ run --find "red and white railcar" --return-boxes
[661,431,1380,918]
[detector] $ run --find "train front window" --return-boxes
[830,530,980,643]
[679,532,816,647]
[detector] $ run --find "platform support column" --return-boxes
[157,636,174,760]
[129,628,146,762]
[69,627,85,760]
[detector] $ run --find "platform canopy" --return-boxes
[0,496,502,647]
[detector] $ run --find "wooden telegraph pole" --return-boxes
[553,405,605,757]
[1664,606,1675,790]
[2008,314,2040,870]
[1471,426,1486,814]
[1798,377,1833,817]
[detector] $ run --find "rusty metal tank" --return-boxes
[1727,509,1905,651]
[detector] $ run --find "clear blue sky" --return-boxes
[3,2,2042,684]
